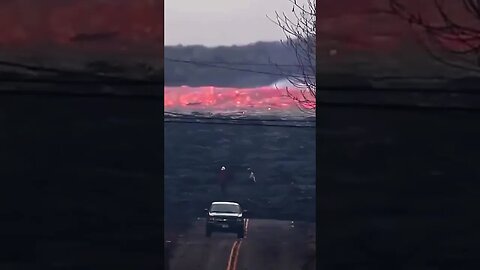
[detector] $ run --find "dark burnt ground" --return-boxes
[164,121,316,254]
[0,92,163,269]
[317,105,480,269]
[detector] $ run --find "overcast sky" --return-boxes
[165,0,296,47]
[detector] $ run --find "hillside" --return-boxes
[0,0,162,82]
[164,41,298,87]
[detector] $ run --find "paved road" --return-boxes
[169,218,315,270]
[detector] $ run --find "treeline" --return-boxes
[164,41,298,87]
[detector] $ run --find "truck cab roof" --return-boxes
[211,202,239,206]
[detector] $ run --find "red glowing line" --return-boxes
[164,86,313,111]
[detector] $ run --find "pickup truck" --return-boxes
[205,201,247,238]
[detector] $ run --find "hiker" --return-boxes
[247,168,256,184]
[218,166,228,195]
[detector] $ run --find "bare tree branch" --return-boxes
[389,0,480,73]
[268,0,316,115]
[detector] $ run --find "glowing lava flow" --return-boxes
[164,86,313,115]
[0,0,162,48]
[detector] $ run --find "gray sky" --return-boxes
[165,0,295,47]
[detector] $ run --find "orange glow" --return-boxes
[164,86,315,114]
[0,0,162,51]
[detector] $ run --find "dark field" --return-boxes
[164,120,316,238]
[317,105,480,269]
[0,93,163,269]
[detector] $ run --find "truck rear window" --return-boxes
[210,204,240,213]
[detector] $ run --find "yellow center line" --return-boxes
[226,218,250,270]
[226,240,240,270]
[231,240,242,270]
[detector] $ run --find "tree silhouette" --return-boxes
[389,0,480,74]
[269,0,316,114]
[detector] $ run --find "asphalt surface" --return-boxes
[169,218,315,270]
